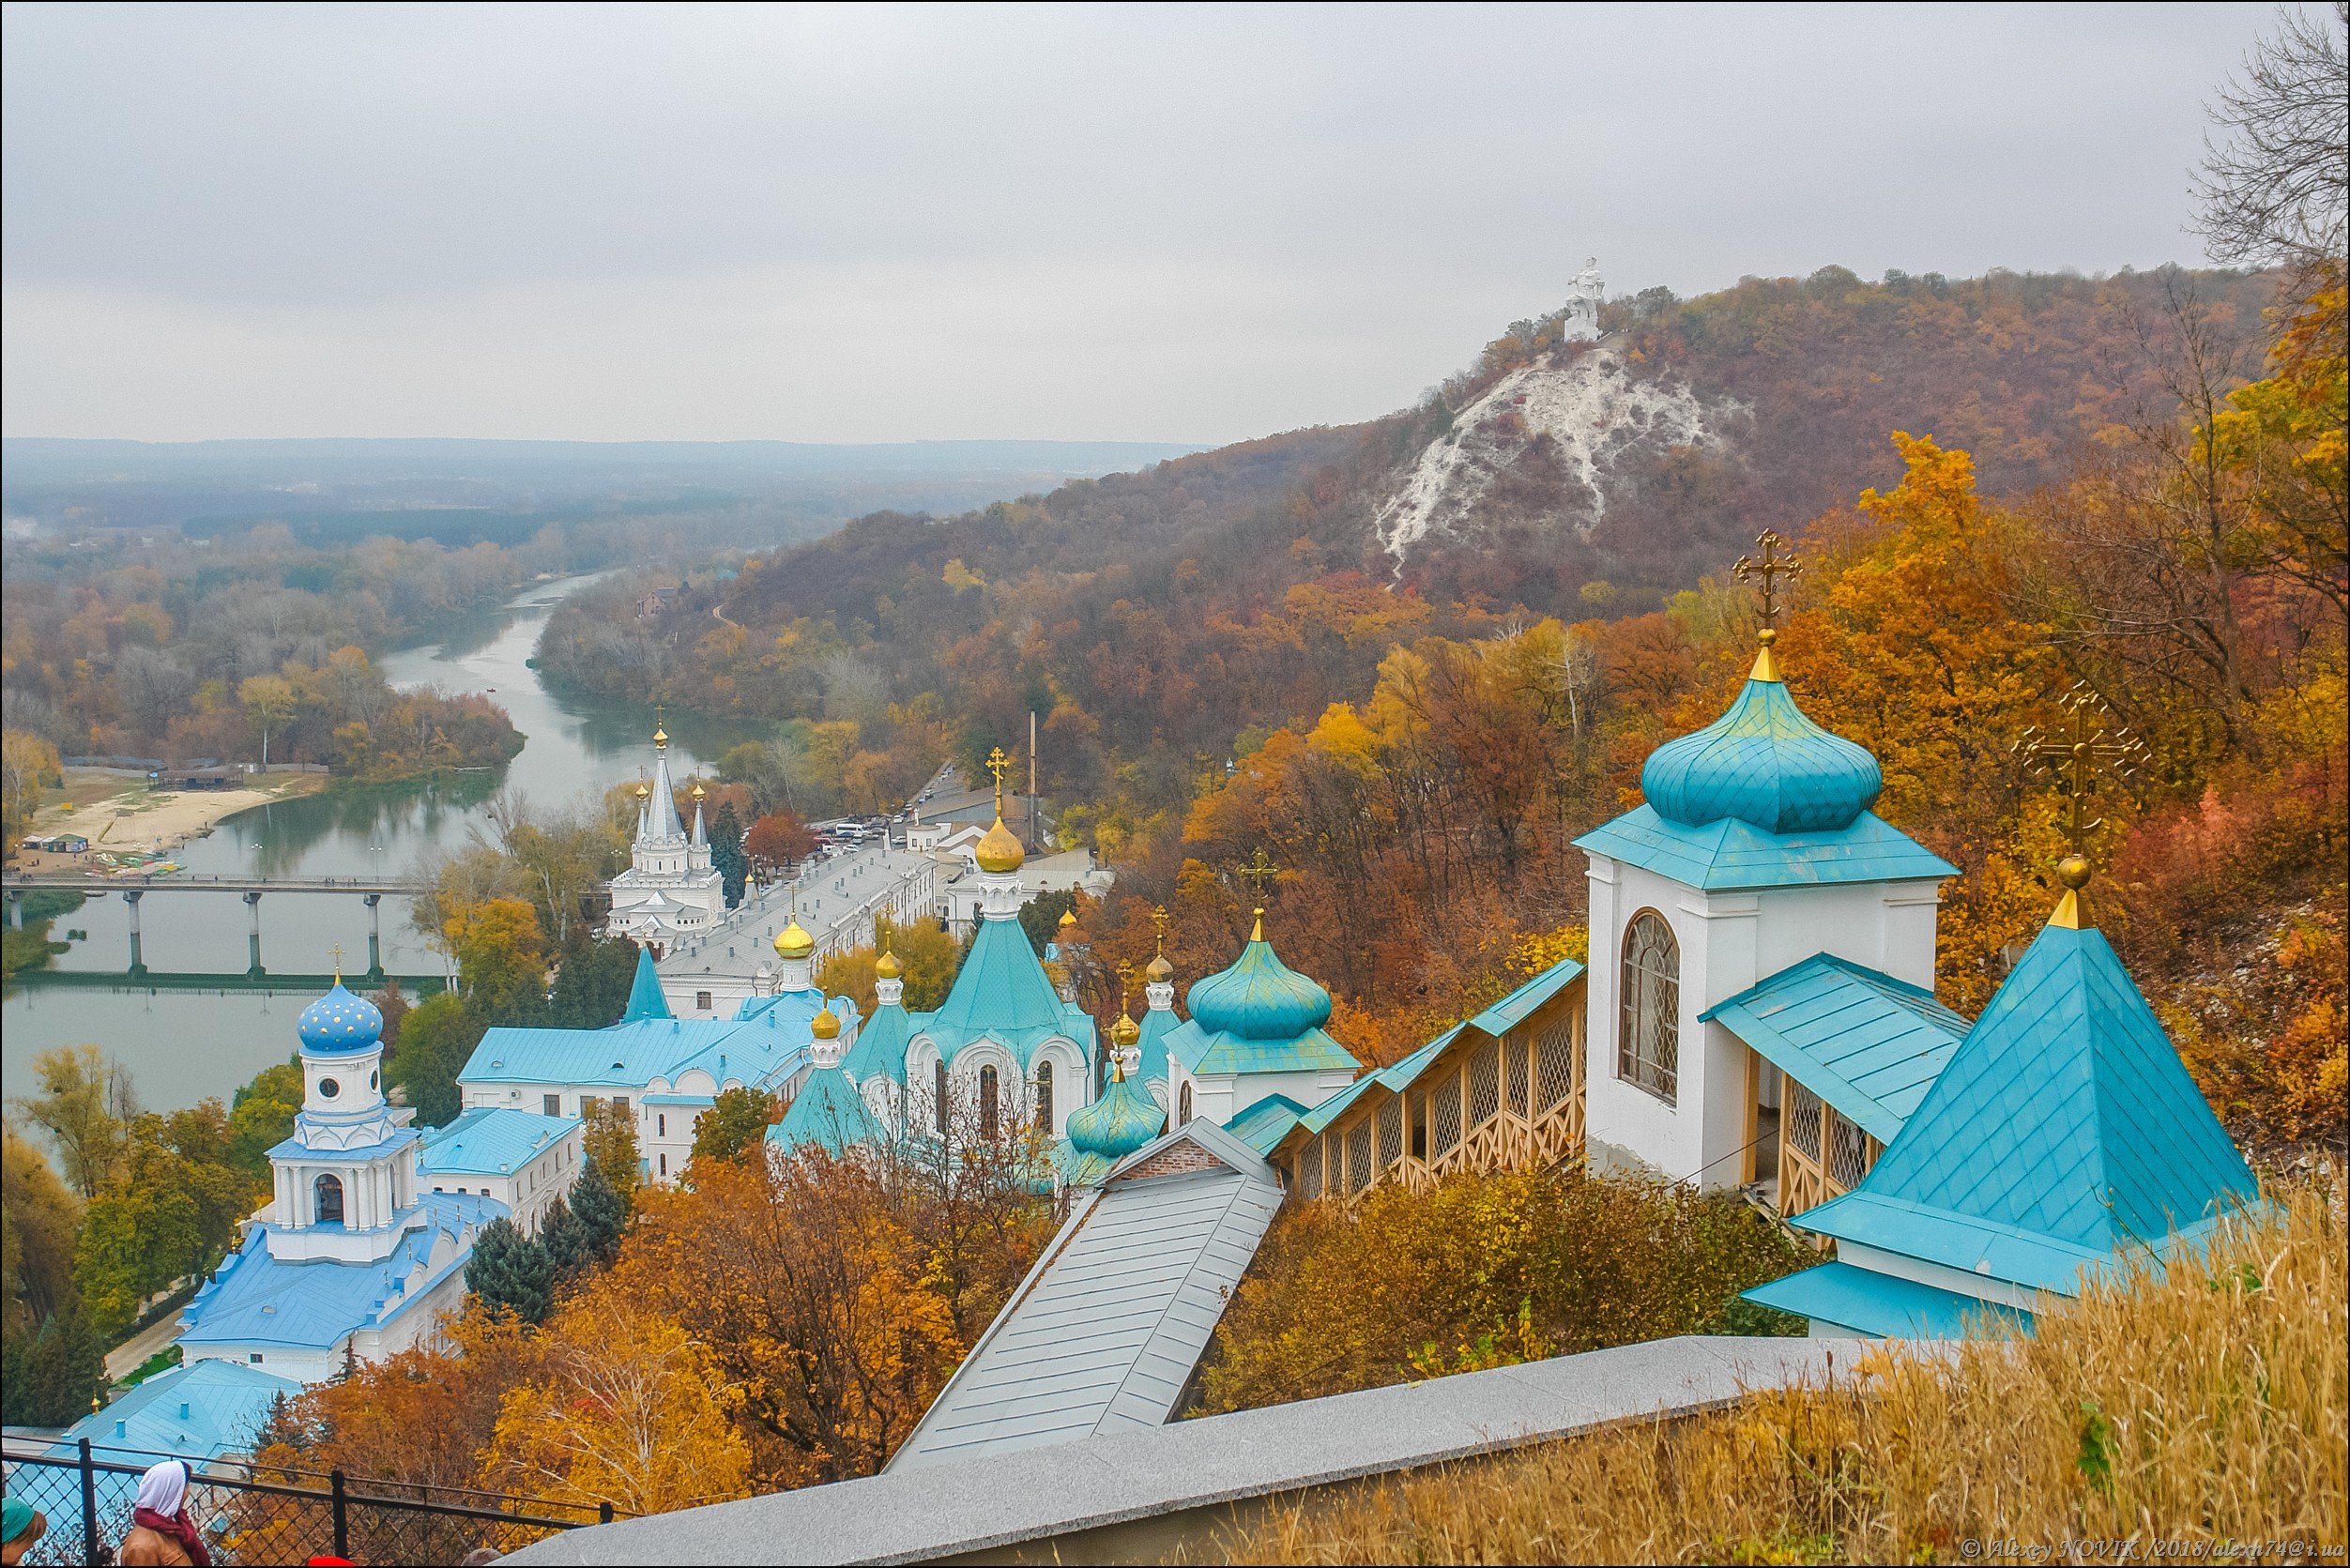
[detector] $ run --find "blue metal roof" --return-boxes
[55,1357,302,1462]
[1797,921,2259,1295]
[769,1064,884,1156]
[1221,1093,1308,1154]
[921,917,1096,1069]
[177,1192,502,1352]
[1167,1019,1361,1078]
[418,1106,578,1179]
[1470,957,1586,1036]
[1576,805,1958,891]
[1740,1261,2033,1339]
[621,946,670,1022]
[843,999,914,1087]
[462,998,813,1092]
[1701,953,1969,1144]
[1134,1004,1182,1088]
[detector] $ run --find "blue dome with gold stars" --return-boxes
[297,982,383,1055]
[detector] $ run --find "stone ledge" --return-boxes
[507,1335,1855,1566]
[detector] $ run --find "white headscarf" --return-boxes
[134,1459,189,1516]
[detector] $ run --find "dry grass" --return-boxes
[1198,1183,2347,1565]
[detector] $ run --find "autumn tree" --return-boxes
[226,1058,304,1179]
[447,896,550,1026]
[691,1088,778,1165]
[9,1044,138,1197]
[582,1102,642,1199]
[239,674,298,767]
[743,809,817,872]
[816,915,965,1014]
[482,1290,753,1516]
[73,1103,259,1341]
[0,729,62,845]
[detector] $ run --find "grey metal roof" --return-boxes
[887,1119,1284,1472]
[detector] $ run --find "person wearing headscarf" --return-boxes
[118,1459,211,1567]
[1,1498,48,1566]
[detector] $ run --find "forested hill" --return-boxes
[716,266,2271,632]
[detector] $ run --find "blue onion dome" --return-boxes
[1185,913,1333,1041]
[1640,651,1882,834]
[297,981,383,1055]
[1067,1074,1165,1163]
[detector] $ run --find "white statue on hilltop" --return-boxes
[1564,256,1603,342]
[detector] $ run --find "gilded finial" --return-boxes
[691,781,706,800]
[328,943,345,982]
[652,704,669,749]
[984,745,1012,815]
[2014,683,2148,929]
[1146,903,1173,982]
[635,782,650,800]
[1732,530,1801,682]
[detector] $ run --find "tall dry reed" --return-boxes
[1202,1182,2347,1564]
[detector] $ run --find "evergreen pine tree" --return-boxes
[545,934,639,1028]
[464,1217,555,1324]
[565,1161,626,1269]
[711,801,748,907]
[538,1195,590,1281]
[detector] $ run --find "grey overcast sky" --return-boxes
[0,2,2281,445]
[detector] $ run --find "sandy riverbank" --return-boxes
[26,769,329,860]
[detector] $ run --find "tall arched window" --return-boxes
[934,1059,950,1135]
[1179,1082,1194,1127]
[979,1065,1000,1140]
[1619,911,1680,1102]
[313,1173,345,1225]
[1034,1061,1055,1132]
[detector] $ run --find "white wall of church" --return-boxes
[1583,854,1945,1191]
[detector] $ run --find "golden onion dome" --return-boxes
[974,814,1025,874]
[653,724,670,748]
[875,948,902,980]
[1145,951,1173,982]
[1058,908,1077,929]
[691,781,706,800]
[634,783,651,799]
[1111,1012,1141,1049]
[810,1006,841,1041]
[774,919,816,960]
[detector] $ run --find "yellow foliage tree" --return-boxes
[483,1290,752,1516]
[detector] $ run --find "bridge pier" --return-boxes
[363,893,384,981]
[124,890,145,975]
[7,889,19,929]
[244,891,265,978]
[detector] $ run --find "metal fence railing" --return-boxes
[2,1438,616,1565]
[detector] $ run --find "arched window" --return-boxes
[1179,1082,1194,1127]
[313,1173,345,1225]
[979,1065,1000,1140]
[1034,1061,1055,1132]
[1619,911,1680,1102]
[934,1059,949,1134]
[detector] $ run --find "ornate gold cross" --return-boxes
[328,943,345,980]
[2013,682,2148,925]
[1236,849,1280,902]
[984,745,1011,815]
[1732,529,1801,630]
[1151,904,1169,956]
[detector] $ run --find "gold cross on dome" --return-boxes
[328,943,345,980]
[2014,682,2149,926]
[984,745,1012,816]
[1732,530,1801,630]
[1117,960,1133,1011]
[2015,683,2147,858]
[1151,904,1169,955]
[1236,849,1280,901]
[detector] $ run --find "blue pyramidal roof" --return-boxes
[923,916,1095,1067]
[1643,673,1882,833]
[771,1063,884,1156]
[1797,920,2258,1293]
[622,946,671,1022]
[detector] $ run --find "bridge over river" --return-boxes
[4,871,434,982]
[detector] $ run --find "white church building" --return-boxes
[605,722,725,955]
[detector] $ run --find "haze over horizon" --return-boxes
[2,3,2288,446]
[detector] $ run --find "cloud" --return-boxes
[0,3,2275,440]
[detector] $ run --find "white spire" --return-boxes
[691,795,708,848]
[644,725,685,843]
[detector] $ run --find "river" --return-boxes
[2,573,764,1113]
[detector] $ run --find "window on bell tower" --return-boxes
[1619,910,1680,1103]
